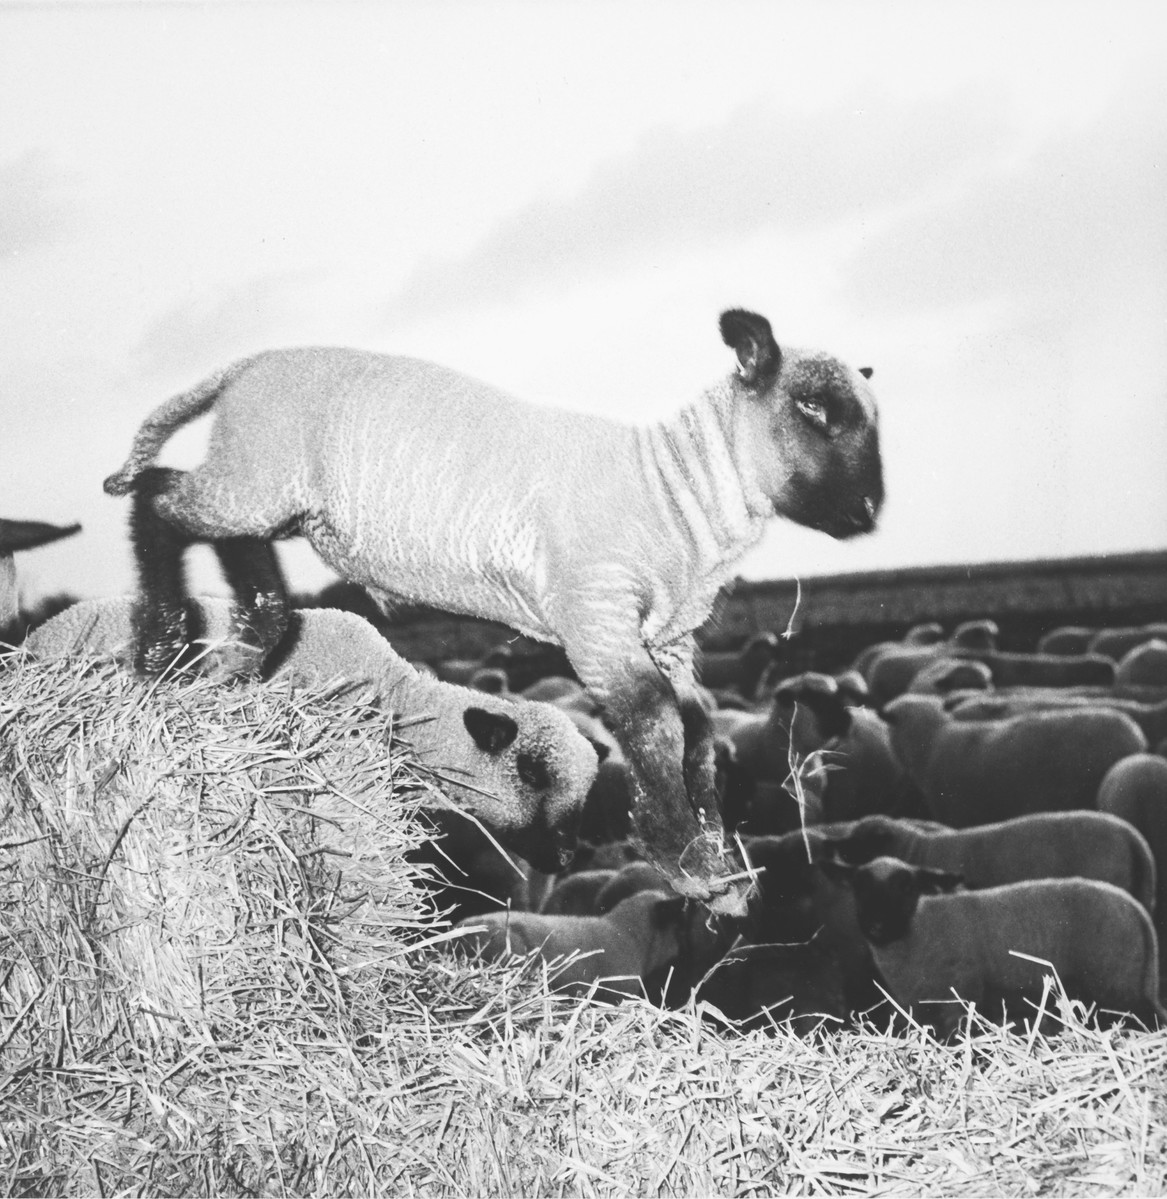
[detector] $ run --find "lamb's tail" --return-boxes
[102,359,252,496]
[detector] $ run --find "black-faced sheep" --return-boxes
[759,677,916,822]
[28,597,597,873]
[820,857,1166,1035]
[101,310,883,909]
[453,889,689,999]
[882,694,1146,826]
[821,811,1156,913]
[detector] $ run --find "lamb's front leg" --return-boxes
[560,621,734,906]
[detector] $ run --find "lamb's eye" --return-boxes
[796,397,830,431]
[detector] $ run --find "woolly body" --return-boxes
[28,597,597,872]
[857,868,1164,1032]
[826,811,1156,912]
[454,889,686,997]
[884,694,1147,826]
[102,314,882,908]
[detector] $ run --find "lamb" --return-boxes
[882,694,1147,826]
[820,856,1166,1034]
[453,889,688,999]
[0,517,81,637]
[101,309,883,909]
[1097,753,1167,990]
[711,672,849,782]
[28,597,597,873]
[758,677,915,822]
[1116,639,1167,688]
[821,811,1156,913]
[1088,623,1167,661]
[947,688,1167,748]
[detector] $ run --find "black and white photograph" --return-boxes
[2,1,1166,1192]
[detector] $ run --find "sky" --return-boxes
[2,0,1165,609]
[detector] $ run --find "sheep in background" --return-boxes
[820,856,1166,1035]
[947,687,1167,748]
[1036,625,1097,656]
[453,889,689,1000]
[101,309,883,909]
[1089,624,1167,661]
[0,517,81,640]
[821,810,1156,913]
[28,597,597,874]
[906,657,994,697]
[1116,639,1167,688]
[883,694,1146,826]
[1097,753,1167,991]
[695,631,783,702]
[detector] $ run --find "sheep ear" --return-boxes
[859,366,874,380]
[719,309,781,386]
[463,707,519,754]
[916,867,962,895]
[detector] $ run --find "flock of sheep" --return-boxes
[8,305,1166,1038]
[26,592,1167,1036]
[422,615,1167,1034]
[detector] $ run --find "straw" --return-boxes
[1,649,1165,1196]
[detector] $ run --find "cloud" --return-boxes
[382,89,1010,325]
[0,149,76,256]
[841,65,1167,325]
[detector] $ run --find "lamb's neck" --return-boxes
[636,387,770,579]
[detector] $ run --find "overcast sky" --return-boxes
[3,0,1165,609]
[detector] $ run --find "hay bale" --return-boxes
[2,651,1167,1196]
[0,652,441,1049]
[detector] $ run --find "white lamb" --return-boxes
[27,597,598,873]
[100,309,883,908]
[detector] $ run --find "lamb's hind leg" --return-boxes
[130,467,195,675]
[211,537,290,677]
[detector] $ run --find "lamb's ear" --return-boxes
[463,707,519,754]
[859,366,874,380]
[720,309,782,386]
[915,866,962,895]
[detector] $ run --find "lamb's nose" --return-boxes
[844,495,877,534]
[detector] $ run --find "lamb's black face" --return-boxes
[772,356,884,540]
[849,860,922,946]
[719,312,884,542]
